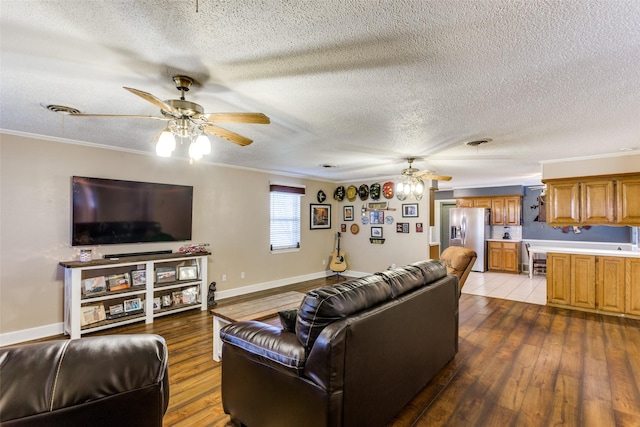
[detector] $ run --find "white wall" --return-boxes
[0,133,434,343]
[542,152,640,179]
[335,181,431,274]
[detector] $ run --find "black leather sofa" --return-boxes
[220,260,459,427]
[0,334,169,427]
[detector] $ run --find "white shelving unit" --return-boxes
[60,252,209,339]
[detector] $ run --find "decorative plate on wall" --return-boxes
[358,184,369,201]
[383,182,394,199]
[369,183,381,200]
[346,185,357,201]
[317,190,327,203]
[385,215,394,224]
[333,186,345,201]
[350,224,360,234]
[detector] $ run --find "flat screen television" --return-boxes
[72,176,193,246]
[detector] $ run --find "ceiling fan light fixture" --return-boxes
[188,141,204,161]
[196,133,211,155]
[156,129,176,157]
[396,158,425,200]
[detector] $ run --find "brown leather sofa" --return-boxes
[220,260,459,427]
[0,334,169,427]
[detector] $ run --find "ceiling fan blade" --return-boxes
[416,171,453,181]
[123,87,180,115]
[203,124,253,146]
[70,113,168,120]
[205,113,270,124]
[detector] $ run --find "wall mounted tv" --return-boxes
[72,176,193,246]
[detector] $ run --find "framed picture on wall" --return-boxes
[402,203,419,218]
[343,205,354,221]
[369,210,384,224]
[396,223,410,233]
[371,226,383,238]
[310,204,331,229]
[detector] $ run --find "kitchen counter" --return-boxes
[527,245,640,278]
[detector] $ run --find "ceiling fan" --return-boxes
[400,157,452,181]
[71,75,270,158]
[395,157,452,201]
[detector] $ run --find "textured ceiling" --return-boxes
[1,0,639,189]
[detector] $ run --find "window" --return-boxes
[270,184,305,251]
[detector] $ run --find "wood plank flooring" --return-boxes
[34,276,640,426]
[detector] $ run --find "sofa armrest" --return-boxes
[220,321,307,375]
[0,334,169,426]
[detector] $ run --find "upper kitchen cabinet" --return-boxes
[492,196,521,226]
[456,197,491,208]
[581,179,615,224]
[616,176,640,225]
[456,196,521,226]
[544,174,640,226]
[546,181,580,225]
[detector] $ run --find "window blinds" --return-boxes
[270,185,304,251]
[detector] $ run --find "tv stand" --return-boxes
[104,250,172,259]
[59,252,209,339]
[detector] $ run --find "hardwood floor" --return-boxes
[44,276,640,426]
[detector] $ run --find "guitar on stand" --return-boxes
[329,232,347,279]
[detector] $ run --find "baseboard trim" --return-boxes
[0,322,64,347]
[214,269,370,301]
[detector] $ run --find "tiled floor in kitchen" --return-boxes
[461,271,547,305]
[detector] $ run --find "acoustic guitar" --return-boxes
[329,232,347,272]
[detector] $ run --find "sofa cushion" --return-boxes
[296,275,392,351]
[376,266,425,297]
[278,309,298,332]
[410,259,448,283]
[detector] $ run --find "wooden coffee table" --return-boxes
[211,290,305,361]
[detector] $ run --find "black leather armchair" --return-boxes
[0,334,169,427]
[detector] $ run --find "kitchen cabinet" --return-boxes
[546,181,580,225]
[456,197,491,208]
[491,196,521,226]
[547,253,571,305]
[581,180,615,224]
[544,174,640,226]
[547,252,640,318]
[571,254,595,309]
[626,258,640,316]
[597,256,625,313]
[487,241,519,273]
[616,176,640,225]
[455,196,522,225]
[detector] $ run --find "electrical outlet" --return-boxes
[222,274,227,282]
[241,272,245,279]
[322,259,326,265]
[391,263,396,268]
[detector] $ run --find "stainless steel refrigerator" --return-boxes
[449,208,490,272]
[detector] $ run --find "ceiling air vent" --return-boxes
[466,138,492,147]
[43,104,81,115]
